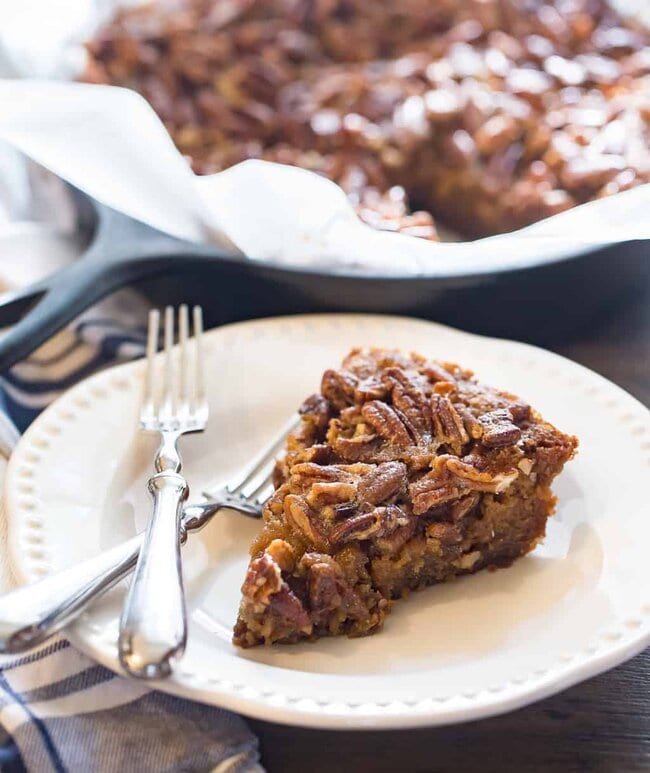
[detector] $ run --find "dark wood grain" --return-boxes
[248,282,650,773]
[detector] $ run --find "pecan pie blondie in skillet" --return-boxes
[85,0,650,240]
[234,348,577,647]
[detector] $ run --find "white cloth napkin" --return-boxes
[1,78,649,278]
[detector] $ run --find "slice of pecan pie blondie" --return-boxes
[233,348,577,647]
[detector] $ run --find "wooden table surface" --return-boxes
[248,282,650,772]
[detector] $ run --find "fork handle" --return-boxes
[0,499,237,655]
[0,535,142,653]
[119,471,188,679]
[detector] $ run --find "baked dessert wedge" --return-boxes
[233,348,577,647]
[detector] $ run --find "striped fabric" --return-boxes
[0,638,261,773]
[0,301,149,432]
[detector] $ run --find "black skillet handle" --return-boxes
[0,257,138,372]
[0,243,239,373]
[0,190,243,372]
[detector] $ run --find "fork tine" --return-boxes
[178,304,190,419]
[160,305,175,426]
[238,456,280,499]
[192,306,205,416]
[254,482,275,505]
[222,414,301,495]
[243,470,276,504]
[141,309,160,424]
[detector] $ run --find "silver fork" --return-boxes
[118,305,208,679]
[0,414,297,655]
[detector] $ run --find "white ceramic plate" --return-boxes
[5,314,650,729]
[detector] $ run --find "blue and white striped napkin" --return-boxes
[0,152,262,772]
[0,641,260,773]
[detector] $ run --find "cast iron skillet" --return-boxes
[0,187,647,372]
[0,190,239,370]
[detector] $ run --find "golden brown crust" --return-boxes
[233,348,577,647]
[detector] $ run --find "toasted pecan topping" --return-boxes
[455,403,484,439]
[354,377,389,403]
[306,481,356,508]
[284,494,327,547]
[234,347,577,646]
[409,457,461,513]
[266,539,296,572]
[410,483,460,513]
[430,394,469,454]
[241,553,283,604]
[291,462,354,482]
[409,451,519,514]
[329,511,380,543]
[382,367,431,434]
[507,401,532,423]
[322,369,357,410]
[421,364,457,385]
[445,456,519,492]
[331,432,381,462]
[478,408,522,447]
[329,505,411,544]
[357,461,407,504]
[362,400,413,447]
[303,554,369,625]
[299,393,331,435]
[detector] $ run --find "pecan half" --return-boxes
[430,394,469,453]
[303,554,369,626]
[507,400,531,423]
[291,463,353,482]
[382,367,431,434]
[331,433,381,462]
[241,553,282,604]
[269,586,313,633]
[432,381,456,396]
[409,471,461,514]
[284,494,327,548]
[329,504,411,544]
[446,456,519,493]
[299,393,332,436]
[306,481,356,508]
[240,543,310,636]
[354,377,389,403]
[420,362,456,384]
[357,461,407,505]
[329,511,379,543]
[362,400,413,447]
[478,408,522,447]
[321,369,358,409]
[374,516,417,556]
[266,539,296,572]
[454,403,484,439]
[295,444,332,465]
